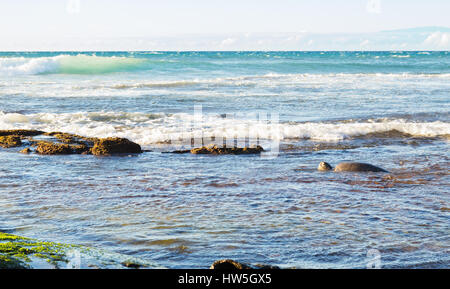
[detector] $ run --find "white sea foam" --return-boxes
[0,56,62,75]
[104,72,450,91]
[391,55,411,58]
[1,111,448,145]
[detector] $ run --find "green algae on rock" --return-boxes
[91,137,142,155]
[0,232,71,269]
[0,232,163,269]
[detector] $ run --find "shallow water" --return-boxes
[0,51,449,268]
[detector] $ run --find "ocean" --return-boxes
[0,51,449,268]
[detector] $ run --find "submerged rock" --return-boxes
[20,148,31,154]
[0,231,162,269]
[121,260,145,268]
[192,145,264,155]
[172,145,264,155]
[44,132,97,145]
[91,137,142,155]
[0,232,68,269]
[0,135,22,148]
[210,259,280,269]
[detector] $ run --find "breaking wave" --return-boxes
[1,111,448,145]
[0,55,146,75]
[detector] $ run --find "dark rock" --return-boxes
[172,145,264,155]
[72,144,90,154]
[19,148,31,154]
[91,137,142,155]
[0,135,22,148]
[192,145,264,155]
[121,261,144,268]
[210,259,252,270]
[0,130,44,137]
[0,255,29,269]
[210,259,280,269]
[167,149,191,154]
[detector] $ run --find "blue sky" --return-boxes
[1,0,449,50]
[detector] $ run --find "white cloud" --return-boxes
[424,32,450,49]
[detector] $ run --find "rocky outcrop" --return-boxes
[171,145,264,155]
[35,142,88,155]
[210,259,253,269]
[0,135,22,148]
[91,137,142,156]
[0,129,44,137]
[210,259,280,269]
[0,129,143,156]
[191,145,264,155]
[0,231,161,269]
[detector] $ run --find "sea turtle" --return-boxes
[318,162,388,173]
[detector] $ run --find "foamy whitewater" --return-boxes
[0,51,449,268]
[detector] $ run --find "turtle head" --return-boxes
[318,162,333,171]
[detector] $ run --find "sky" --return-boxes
[0,0,449,50]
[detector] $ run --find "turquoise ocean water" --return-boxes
[0,51,449,268]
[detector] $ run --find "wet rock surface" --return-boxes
[172,145,265,155]
[210,259,280,269]
[19,148,31,154]
[43,132,97,145]
[0,135,22,148]
[0,129,44,137]
[35,141,89,155]
[210,259,253,269]
[91,137,142,155]
[0,130,142,156]
[0,231,162,269]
